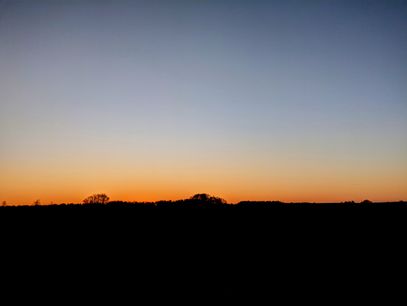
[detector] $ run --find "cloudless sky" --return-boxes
[1,0,406,204]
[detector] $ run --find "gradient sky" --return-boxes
[1,0,406,204]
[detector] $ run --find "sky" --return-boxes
[0,0,406,204]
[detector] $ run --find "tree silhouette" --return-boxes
[190,194,211,201]
[361,199,372,204]
[190,193,227,205]
[2,201,6,207]
[33,199,41,206]
[83,194,110,205]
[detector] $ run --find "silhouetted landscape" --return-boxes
[1,193,406,209]
[2,192,406,304]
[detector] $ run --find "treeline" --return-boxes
[1,193,406,208]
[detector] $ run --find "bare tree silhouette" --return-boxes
[83,194,110,205]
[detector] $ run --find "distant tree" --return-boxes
[83,194,110,205]
[190,194,227,205]
[2,201,6,207]
[361,199,372,204]
[190,194,211,201]
[33,199,41,206]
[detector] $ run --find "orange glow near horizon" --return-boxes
[1,152,406,205]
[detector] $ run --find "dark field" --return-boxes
[2,197,406,304]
